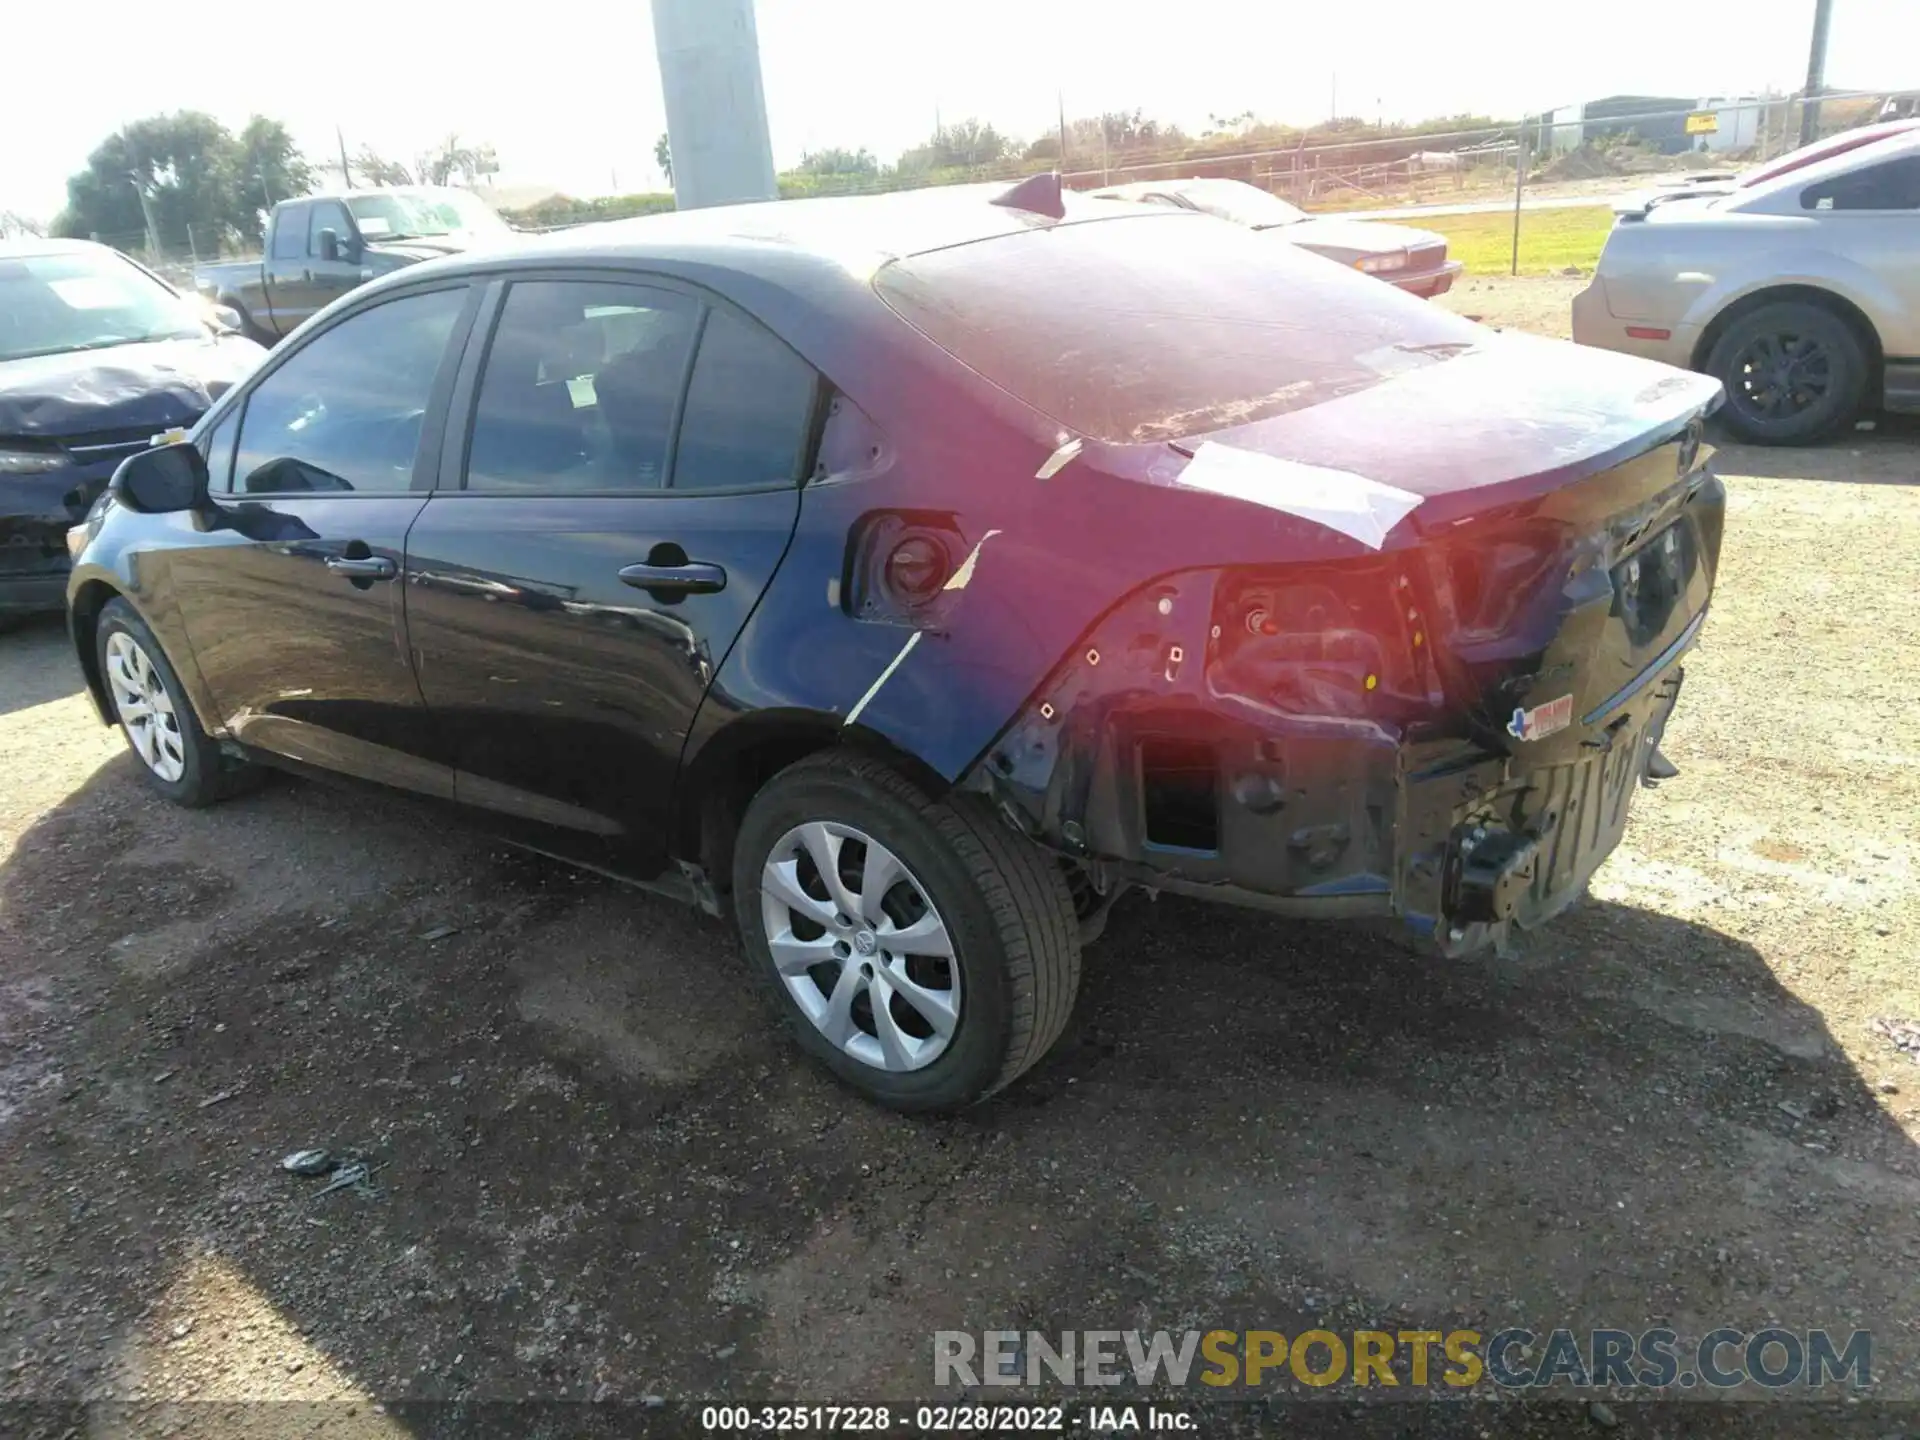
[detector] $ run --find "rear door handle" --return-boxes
[619,561,727,596]
[325,555,397,580]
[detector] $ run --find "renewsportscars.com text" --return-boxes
[934,1327,1871,1391]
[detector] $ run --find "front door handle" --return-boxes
[619,561,727,596]
[325,554,397,580]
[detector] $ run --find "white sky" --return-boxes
[3,0,1912,222]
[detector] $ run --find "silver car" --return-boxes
[1093,178,1464,297]
[1573,130,1920,444]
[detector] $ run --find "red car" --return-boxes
[72,176,1723,1109]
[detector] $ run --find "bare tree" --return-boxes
[352,145,414,187]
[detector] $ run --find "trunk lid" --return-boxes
[1186,333,1725,751]
[1193,331,1721,529]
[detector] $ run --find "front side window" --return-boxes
[1801,155,1920,210]
[230,287,466,495]
[308,201,352,255]
[465,279,698,493]
[199,408,239,491]
[672,307,819,491]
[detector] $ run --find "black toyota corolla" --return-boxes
[0,239,264,623]
[67,178,1725,1109]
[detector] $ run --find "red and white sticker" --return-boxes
[1508,693,1574,742]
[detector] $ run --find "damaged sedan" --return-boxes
[1,239,264,625]
[66,177,1724,1110]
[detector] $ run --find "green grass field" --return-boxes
[1424,205,1614,276]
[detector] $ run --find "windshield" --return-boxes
[346,189,510,240]
[0,249,205,364]
[875,213,1482,444]
[1169,179,1307,228]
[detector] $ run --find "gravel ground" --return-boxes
[3,280,1919,1435]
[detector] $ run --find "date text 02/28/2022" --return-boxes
[698,1404,1192,1432]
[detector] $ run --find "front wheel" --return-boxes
[1706,301,1869,445]
[733,751,1082,1111]
[96,598,259,807]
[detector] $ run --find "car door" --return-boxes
[403,273,819,877]
[166,281,478,793]
[262,200,310,333]
[299,199,368,322]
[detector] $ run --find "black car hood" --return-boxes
[0,334,266,441]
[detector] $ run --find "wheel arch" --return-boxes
[68,576,129,725]
[673,708,952,902]
[1690,283,1884,380]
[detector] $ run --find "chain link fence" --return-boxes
[66,86,1913,288]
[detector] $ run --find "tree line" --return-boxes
[47,103,1507,252]
[49,113,496,256]
[510,108,1502,229]
[53,113,313,253]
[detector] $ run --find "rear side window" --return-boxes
[672,307,818,491]
[270,207,307,260]
[1801,156,1920,210]
[464,279,699,493]
[875,213,1483,444]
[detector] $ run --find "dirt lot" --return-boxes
[4,280,1920,1435]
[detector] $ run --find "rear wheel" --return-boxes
[1706,300,1869,445]
[96,598,258,807]
[733,751,1081,1111]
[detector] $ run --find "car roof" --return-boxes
[1092,180,1178,199]
[294,185,481,205]
[1732,128,1920,207]
[1740,116,1920,186]
[0,236,114,260]
[406,180,1166,283]
[1092,177,1264,201]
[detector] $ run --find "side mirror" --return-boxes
[317,228,341,263]
[208,302,245,334]
[111,442,210,515]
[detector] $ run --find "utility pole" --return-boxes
[1058,91,1069,162]
[652,0,778,209]
[126,171,161,256]
[1510,114,1530,277]
[1800,0,1833,145]
[337,126,353,189]
[1330,72,1338,123]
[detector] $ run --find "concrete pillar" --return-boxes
[652,0,779,210]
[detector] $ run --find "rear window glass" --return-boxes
[873,213,1482,444]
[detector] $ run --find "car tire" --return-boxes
[1705,300,1870,445]
[732,750,1082,1112]
[95,597,259,807]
